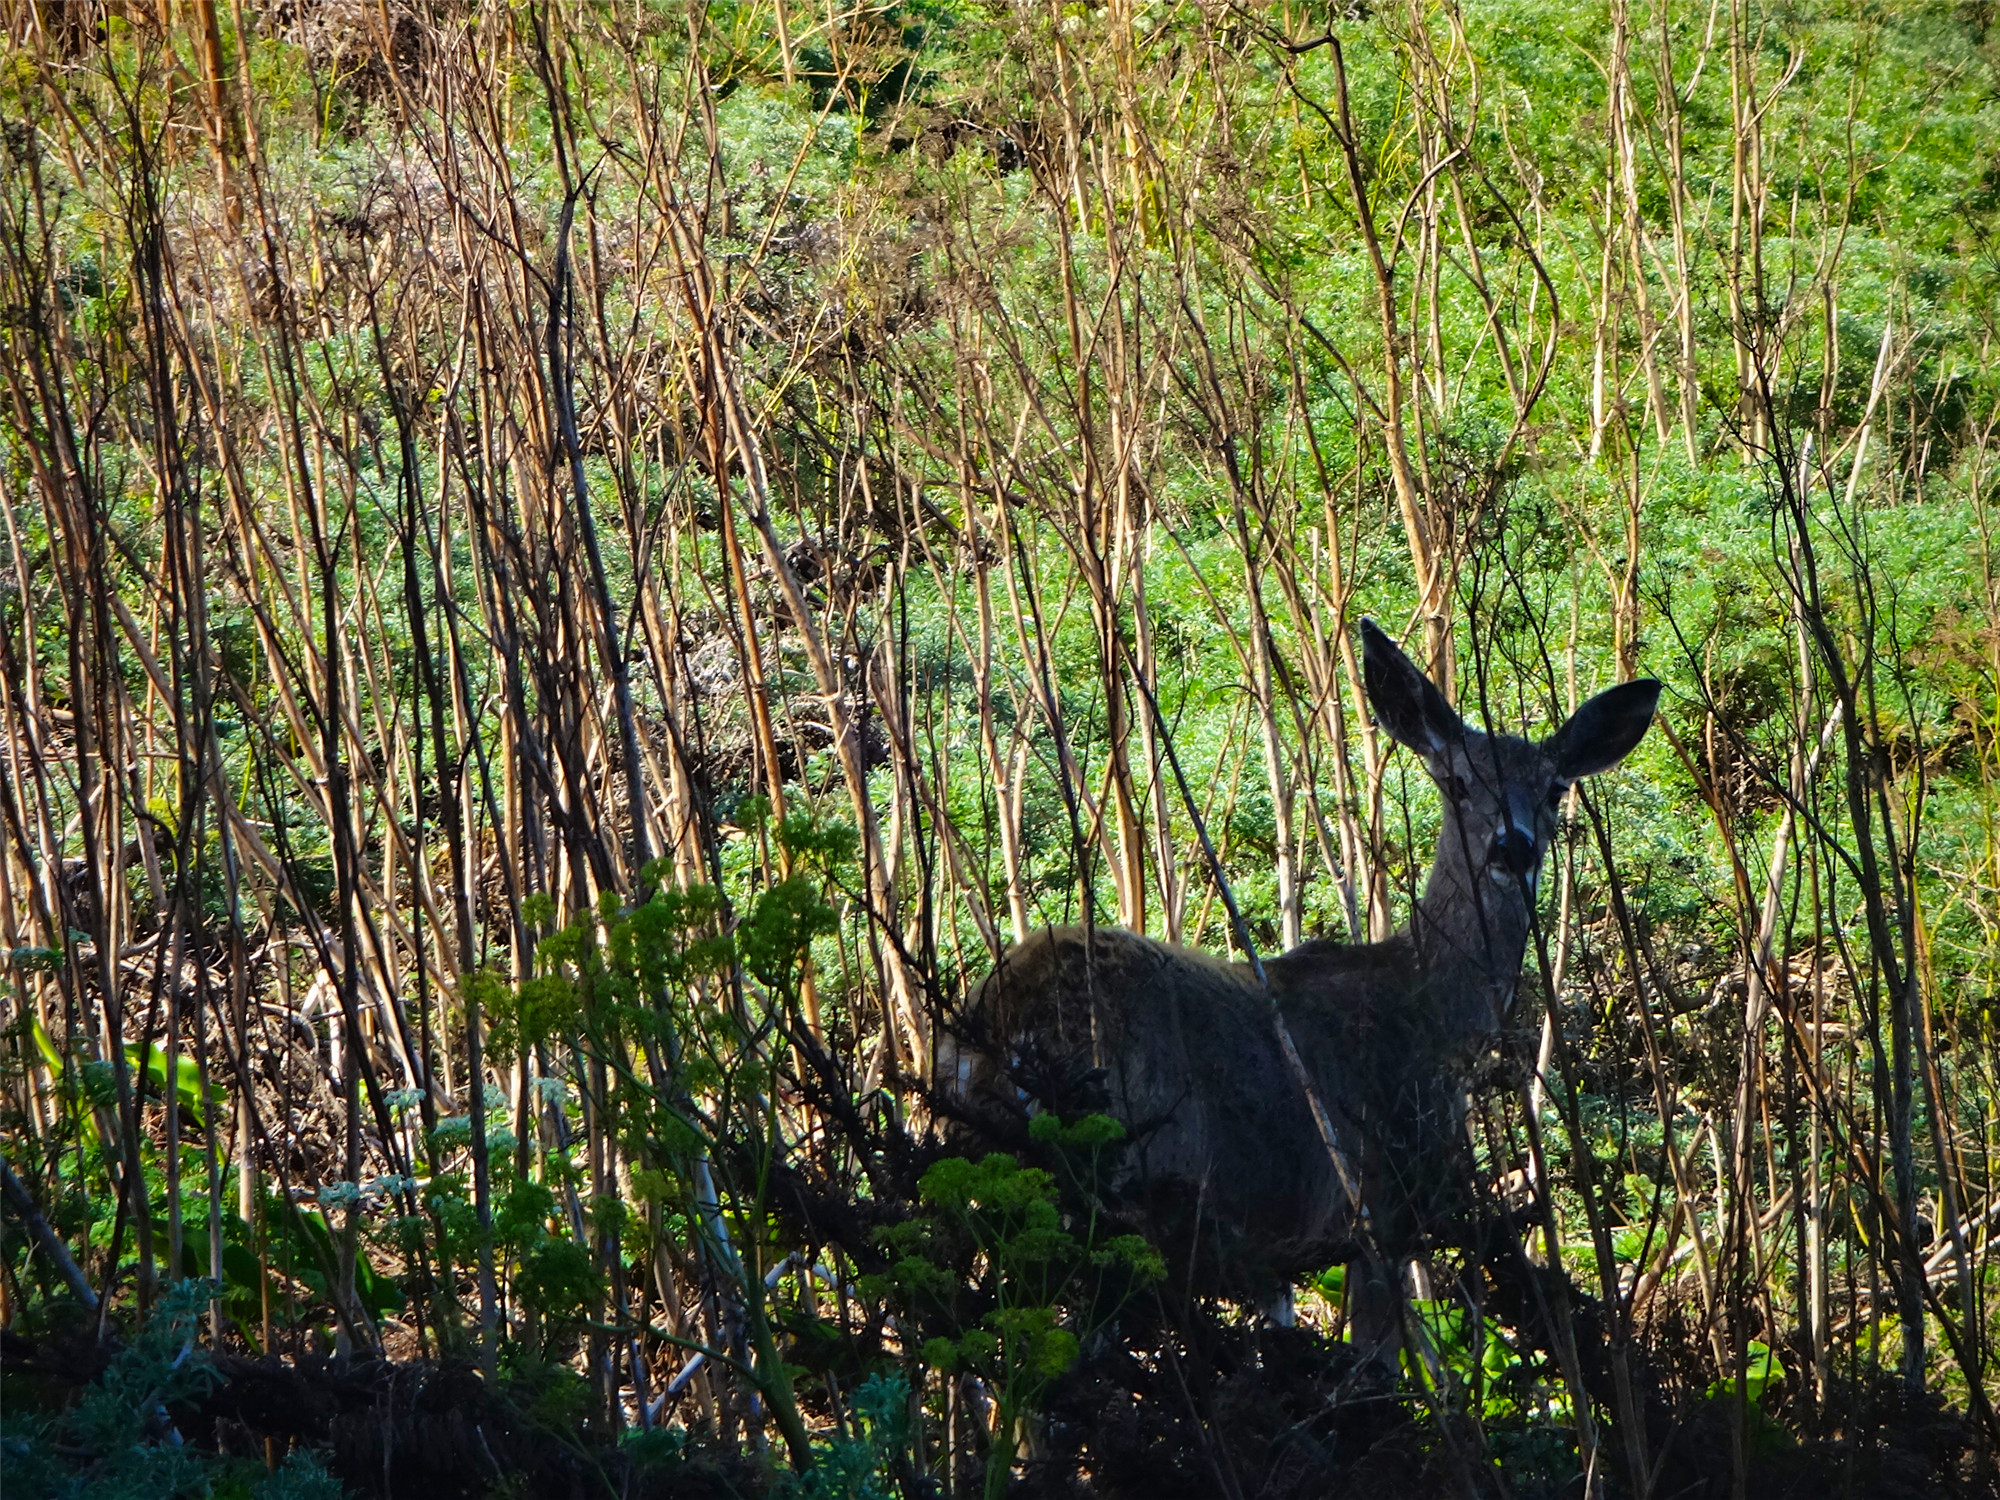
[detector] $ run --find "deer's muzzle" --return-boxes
[1495,826,1538,874]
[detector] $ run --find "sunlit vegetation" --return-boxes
[2,1,1998,1495]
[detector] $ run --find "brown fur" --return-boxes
[937,924,1471,1293]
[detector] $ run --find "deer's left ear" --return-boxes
[1547,679,1662,781]
[1360,618,1463,759]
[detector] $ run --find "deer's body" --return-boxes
[939,622,1661,1316]
[946,925,1457,1285]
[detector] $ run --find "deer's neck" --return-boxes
[1407,814,1534,1040]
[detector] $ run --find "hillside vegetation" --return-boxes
[2,1,1999,1496]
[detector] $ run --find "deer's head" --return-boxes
[1361,620,1661,909]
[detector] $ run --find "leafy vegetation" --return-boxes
[2,0,1998,1495]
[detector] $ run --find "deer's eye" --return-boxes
[1444,774,1471,803]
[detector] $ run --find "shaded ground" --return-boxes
[1025,1310,1997,1500]
[5,1305,1994,1500]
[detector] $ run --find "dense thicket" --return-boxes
[2,2,1998,1496]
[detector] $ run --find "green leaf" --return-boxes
[31,1017,61,1074]
[125,1040,213,1125]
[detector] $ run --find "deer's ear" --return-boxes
[1361,619,1461,757]
[1548,679,1662,780]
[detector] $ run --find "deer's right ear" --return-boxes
[1361,619,1461,757]
[1547,678,1662,780]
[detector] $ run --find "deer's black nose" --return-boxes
[1496,827,1538,874]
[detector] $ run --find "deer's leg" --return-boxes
[1264,1285,1296,1327]
[1345,1252,1403,1377]
[1406,1257,1436,1301]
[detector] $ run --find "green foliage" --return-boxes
[6,0,2000,1490]
[25,1019,217,1128]
[1708,1339,1782,1406]
[515,1236,601,1327]
[253,1450,349,1500]
[735,875,841,992]
[1,1279,352,1498]
[498,1346,599,1433]
[776,1374,913,1500]
[868,1118,1160,1496]
[1404,1299,1549,1424]
[265,1193,403,1325]
[125,1040,216,1127]
[618,1422,689,1477]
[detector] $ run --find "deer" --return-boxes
[935,619,1661,1366]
